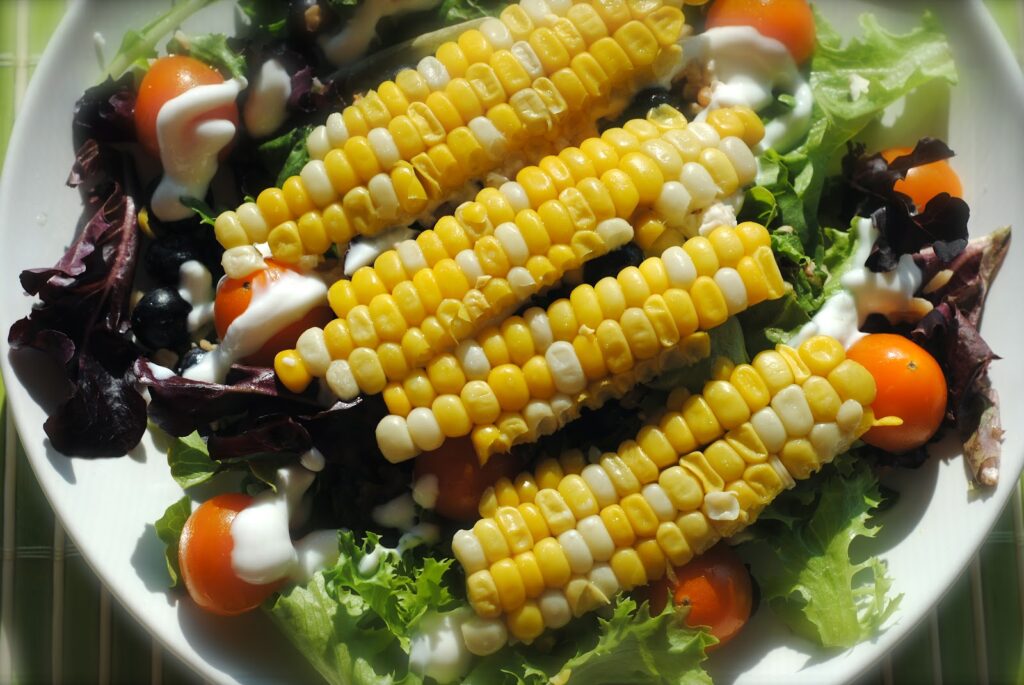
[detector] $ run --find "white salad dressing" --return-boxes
[408,609,474,684]
[344,225,418,275]
[790,217,924,348]
[372,493,418,530]
[412,474,439,509]
[151,77,247,222]
[357,523,440,575]
[230,452,340,585]
[244,59,292,138]
[177,260,214,333]
[681,27,812,152]
[183,268,328,383]
[320,0,443,66]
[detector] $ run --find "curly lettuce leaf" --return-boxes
[744,455,901,648]
[753,11,957,249]
[155,495,191,587]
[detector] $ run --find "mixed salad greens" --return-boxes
[7,0,1011,682]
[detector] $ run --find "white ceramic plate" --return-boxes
[2,1,1023,683]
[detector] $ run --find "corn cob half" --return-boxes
[272,106,763,396]
[451,334,878,651]
[374,221,786,462]
[213,0,691,263]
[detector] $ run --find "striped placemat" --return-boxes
[0,1,1022,683]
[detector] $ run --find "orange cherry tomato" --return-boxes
[706,0,816,65]
[178,493,282,615]
[881,147,964,212]
[847,333,947,454]
[214,260,333,368]
[134,55,240,159]
[413,438,522,521]
[646,543,753,649]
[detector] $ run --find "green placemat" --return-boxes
[1,2,1022,684]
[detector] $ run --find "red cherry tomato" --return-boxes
[178,494,282,615]
[134,55,239,159]
[413,438,522,521]
[706,0,817,65]
[847,333,947,454]
[881,147,964,212]
[645,543,753,649]
[214,260,333,368]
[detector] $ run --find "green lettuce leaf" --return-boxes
[167,430,218,490]
[154,495,192,587]
[437,0,504,22]
[743,454,902,648]
[166,32,247,80]
[104,0,218,79]
[753,11,957,251]
[259,125,314,187]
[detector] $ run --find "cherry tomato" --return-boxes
[214,260,333,368]
[134,55,239,159]
[706,0,816,65]
[413,438,522,521]
[847,333,947,454]
[881,147,964,212]
[178,493,282,615]
[646,543,753,648]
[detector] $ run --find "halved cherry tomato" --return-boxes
[214,260,333,367]
[134,55,239,159]
[881,147,963,212]
[413,438,522,521]
[706,0,816,65]
[847,333,947,454]
[645,543,753,649]
[178,493,282,615]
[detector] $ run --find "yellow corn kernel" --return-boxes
[372,251,408,292]
[507,600,545,643]
[399,328,433,368]
[660,412,698,455]
[328,279,358,318]
[476,187,516,227]
[495,506,535,555]
[590,36,632,87]
[342,186,378,237]
[368,294,407,344]
[643,295,680,348]
[467,569,502,618]
[518,502,548,540]
[257,188,292,228]
[448,126,490,176]
[523,356,556,399]
[487,103,524,142]
[699,147,740,195]
[539,156,575,194]
[518,166,559,207]
[707,225,745,267]
[803,376,842,422]
[617,152,663,205]
[466,63,506,110]
[704,439,746,482]
[570,51,612,101]
[621,493,659,538]
[436,41,469,78]
[474,235,512,278]
[655,522,693,566]
[478,326,510,367]
[348,347,387,394]
[432,394,472,437]
[566,3,609,41]
[725,423,769,464]
[324,318,355,359]
[753,245,786,299]
[268,222,303,263]
[643,6,685,46]
[393,67,428,102]
[676,510,719,556]
[383,383,412,416]
[799,335,846,377]
[549,67,589,111]
[827,360,877,406]
[658,465,703,512]
[743,463,785,504]
[427,144,465,190]
[533,77,569,122]
[635,539,667,581]
[390,163,429,215]
[734,221,770,252]
[552,16,586,54]
[533,202,572,246]
[404,370,437,408]
[392,281,426,326]
[530,27,571,72]
[352,267,388,305]
[489,364,530,411]
[338,106,369,140]
[355,91,391,129]
[703,380,751,430]
[547,299,578,342]
[447,77,485,122]
[490,49,532,94]
[323,150,360,198]
[620,307,660,360]
[610,548,647,591]
[214,211,248,248]
[535,457,565,491]
[778,344,812,384]
[514,552,546,599]
[474,518,511,564]
[662,289,699,338]
[534,536,572,588]
[501,4,535,39]
[683,237,720,277]
[705,108,745,140]
[635,425,677,469]
[462,380,501,424]
[558,475,599,519]
[573,333,608,381]
[567,285,601,330]
[275,350,312,393]
[547,243,580,274]
[427,354,466,395]
[595,319,634,374]
[681,395,723,446]
[341,137,381,183]
[728,364,769,413]
[689,276,729,330]
[618,441,660,484]
[376,80,409,118]
[735,255,771,306]
[535,488,576,536]
[780,438,822,480]
[752,350,794,395]
[613,20,658,69]
[500,319,536,367]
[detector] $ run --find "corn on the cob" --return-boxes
[452,334,877,647]
[274,108,764,396]
[213,0,692,262]
[373,222,785,462]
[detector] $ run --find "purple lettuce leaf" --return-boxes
[842,138,970,272]
[8,141,145,456]
[71,74,136,149]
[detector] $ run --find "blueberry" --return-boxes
[132,287,192,350]
[145,234,204,285]
[178,346,208,373]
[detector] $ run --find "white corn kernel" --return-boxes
[557,529,595,575]
[719,136,757,186]
[750,406,787,453]
[221,245,267,280]
[417,56,450,90]
[495,222,531,265]
[703,490,740,521]
[771,384,814,437]
[546,0,570,14]
[236,202,269,243]
[407,406,445,452]
[367,128,401,169]
[521,0,555,24]
[326,359,360,400]
[325,112,349,148]
[687,122,721,148]
[549,393,575,423]
[455,248,485,285]
[300,159,337,207]
[679,162,718,209]
[306,125,331,159]
[714,267,748,315]
[461,615,508,656]
[662,246,697,289]
[836,399,864,434]
[538,589,571,629]
[654,181,693,228]
[587,563,620,602]
[456,340,492,380]
[769,455,796,489]
[577,515,615,561]
[595,218,635,249]
[368,173,400,222]
[397,239,429,274]
[545,341,587,394]
[452,529,489,574]
[469,116,508,160]
[523,307,554,351]
[580,464,618,508]
[296,327,331,377]
[508,266,538,299]
[810,422,842,462]
[480,18,513,50]
[511,41,545,80]
[499,181,530,212]
[523,400,557,439]
[641,483,676,522]
[376,415,418,462]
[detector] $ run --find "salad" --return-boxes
[6,0,1011,682]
